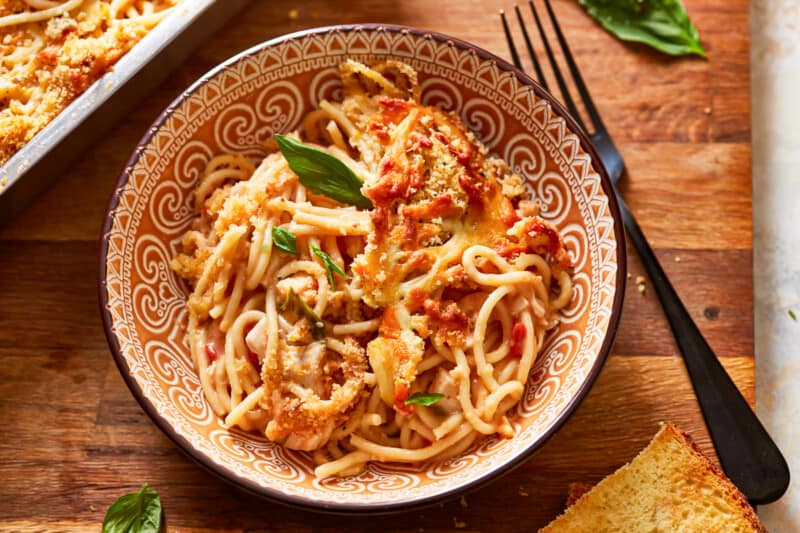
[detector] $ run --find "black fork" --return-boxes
[502,0,789,505]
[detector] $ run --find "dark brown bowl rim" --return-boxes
[98,23,627,515]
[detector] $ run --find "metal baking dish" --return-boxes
[0,0,250,226]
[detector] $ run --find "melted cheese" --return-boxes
[348,96,540,399]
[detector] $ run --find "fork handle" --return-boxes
[614,192,789,504]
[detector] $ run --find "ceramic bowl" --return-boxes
[99,24,625,513]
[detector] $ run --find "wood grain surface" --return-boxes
[0,0,752,530]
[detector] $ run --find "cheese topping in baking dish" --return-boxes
[0,0,180,166]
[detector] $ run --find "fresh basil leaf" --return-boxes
[279,288,326,340]
[578,0,706,57]
[404,392,445,407]
[311,244,348,286]
[789,309,797,322]
[102,483,162,533]
[275,134,373,208]
[272,227,299,255]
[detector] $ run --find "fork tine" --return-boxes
[513,4,549,92]
[527,0,586,131]
[542,0,604,132]
[500,10,523,70]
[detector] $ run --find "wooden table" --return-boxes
[0,0,752,530]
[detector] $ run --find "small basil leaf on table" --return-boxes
[404,392,445,406]
[578,0,706,57]
[102,483,162,533]
[274,134,373,209]
[272,227,299,255]
[311,244,348,286]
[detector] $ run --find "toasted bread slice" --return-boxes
[541,424,766,532]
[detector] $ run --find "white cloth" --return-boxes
[751,0,800,527]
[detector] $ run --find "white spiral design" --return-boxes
[427,452,479,478]
[168,378,214,425]
[173,140,214,190]
[543,330,582,376]
[314,474,369,493]
[365,468,419,492]
[534,330,561,375]
[420,76,463,112]
[461,97,504,149]
[477,434,510,456]
[534,171,572,225]
[254,80,304,141]
[149,179,192,234]
[560,223,588,272]
[559,271,591,323]
[310,67,343,108]
[166,307,192,360]
[212,103,261,156]
[132,236,184,333]
[147,340,184,386]
[504,132,547,182]
[523,374,559,416]
[252,446,308,482]
[210,430,259,462]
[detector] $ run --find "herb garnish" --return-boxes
[789,309,797,322]
[272,227,299,255]
[311,244,348,286]
[279,288,326,340]
[102,483,162,533]
[578,0,705,58]
[274,134,373,208]
[404,392,445,407]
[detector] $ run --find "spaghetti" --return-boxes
[171,60,573,478]
[0,0,180,166]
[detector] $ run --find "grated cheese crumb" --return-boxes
[518,486,529,497]
[675,256,681,263]
[636,275,646,294]
[454,518,466,529]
